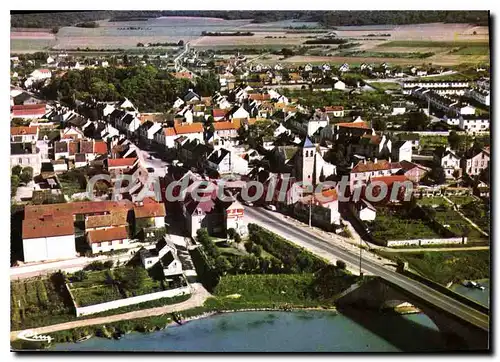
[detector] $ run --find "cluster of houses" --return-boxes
[11,61,490,264]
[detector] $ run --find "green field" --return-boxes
[383,40,489,48]
[369,82,401,91]
[377,250,490,285]
[417,196,448,207]
[452,45,490,55]
[68,268,164,307]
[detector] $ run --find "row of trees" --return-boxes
[11,10,489,28]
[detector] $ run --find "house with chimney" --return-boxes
[11,126,39,143]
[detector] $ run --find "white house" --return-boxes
[30,69,52,81]
[22,216,76,263]
[274,123,291,138]
[87,226,131,254]
[436,148,462,180]
[334,80,346,90]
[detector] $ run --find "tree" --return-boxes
[12,165,22,176]
[214,256,232,275]
[244,241,254,253]
[404,111,429,131]
[11,175,20,195]
[227,228,237,240]
[336,260,347,270]
[74,270,87,282]
[251,244,263,257]
[447,131,461,150]
[234,234,242,243]
[372,118,386,131]
[429,166,446,185]
[312,265,353,301]
[19,167,33,184]
[452,169,461,179]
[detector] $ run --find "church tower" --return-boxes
[299,137,316,183]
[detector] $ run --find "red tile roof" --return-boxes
[336,121,370,129]
[248,93,271,101]
[24,200,134,221]
[351,160,401,173]
[11,126,38,136]
[212,109,227,118]
[93,141,108,154]
[107,157,137,168]
[369,175,412,188]
[325,106,344,112]
[12,104,46,117]
[164,127,177,137]
[171,72,193,79]
[87,226,128,244]
[22,215,74,239]
[214,121,236,131]
[174,123,204,135]
[133,197,166,219]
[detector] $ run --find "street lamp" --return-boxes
[359,227,371,277]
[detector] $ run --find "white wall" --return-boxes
[90,238,131,254]
[386,237,466,247]
[75,286,191,316]
[23,234,76,263]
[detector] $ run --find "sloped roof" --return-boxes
[134,197,166,219]
[351,160,401,173]
[22,215,75,239]
[87,226,128,244]
[11,126,38,136]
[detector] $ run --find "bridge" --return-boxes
[245,207,490,350]
[336,277,489,350]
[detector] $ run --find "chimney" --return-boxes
[374,158,378,164]
[363,159,367,165]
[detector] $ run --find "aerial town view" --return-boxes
[9,10,490,352]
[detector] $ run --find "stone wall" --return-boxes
[386,237,467,247]
[75,286,191,317]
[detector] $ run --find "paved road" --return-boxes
[245,207,489,331]
[10,283,211,341]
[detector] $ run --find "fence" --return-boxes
[386,237,467,247]
[75,286,191,317]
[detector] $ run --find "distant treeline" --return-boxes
[137,40,184,47]
[303,38,348,45]
[365,33,391,37]
[11,10,489,28]
[201,31,254,36]
[76,21,99,28]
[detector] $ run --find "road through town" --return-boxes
[245,206,489,331]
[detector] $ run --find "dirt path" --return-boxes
[10,283,211,341]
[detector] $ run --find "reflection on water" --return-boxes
[50,310,448,352]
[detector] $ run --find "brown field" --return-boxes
[190,32,316,47]
[336,23,489,42]
[278,54,486,66]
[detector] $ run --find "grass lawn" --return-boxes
[58,171,86,197]
[417,196,447,207]
[376,250,490,285]
[448,195,477,206]
[369,82,401,91]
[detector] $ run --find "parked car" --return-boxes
[264,204,277,211]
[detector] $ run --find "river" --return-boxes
[450,279,490,308]
[50,310,449,352]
